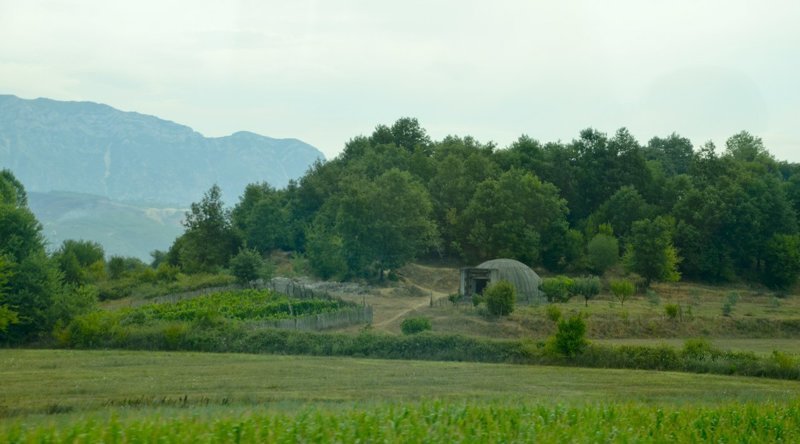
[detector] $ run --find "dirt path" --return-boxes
[373,285,449,328]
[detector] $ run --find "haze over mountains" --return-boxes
[0,94,325,259]
[0,94,324,205]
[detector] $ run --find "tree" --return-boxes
[305,216,348,280]
[174,185,241,272]
[461,169,568,265]
[0,171,95,343]
[230,249,267,286]
[645,133,694,176]
[589,186,653,242]
[370,117,431,152]
[539,276,574,303]
[0,169,28,207]
[571,276,601,307]
[231,182,290,254]
[725,131,774,165]
[624,217,681,287]
[53,240,105,285]
[483,280,517,316]
[763,234,800,290]
[333,169,437,279]
[587,233,619,274]
[610,279,635,306]
[0,256,18,333]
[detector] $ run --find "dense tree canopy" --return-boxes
[0,171,96,343]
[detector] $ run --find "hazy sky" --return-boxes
[2,1,798,161]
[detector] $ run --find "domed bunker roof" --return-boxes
[477,258,542,302]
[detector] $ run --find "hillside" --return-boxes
[0,94,324,205]
[27,191,184,260]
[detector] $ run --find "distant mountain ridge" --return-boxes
[0,94,324,205]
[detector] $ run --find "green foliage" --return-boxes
[0,202,44,263]
[571,276,601,307]
[95,272,234,301]
[552,314,588,357]
[545,305,562,323]
[53,240,105,285]
[400,317,432,335]
[231,182,291,254]
[7,400,800,443]
[318,168,438,279]
[171,185,241,273]
[587,233,619,274]
[610,279,635,307]
[624,216,681,286]
[722,292,740,317]
[682,338,716,360]
[63,290,348,341]
[483,280,517,316]
[0,169,28,207]
[539,276,574,303]
[589,186,653,241]
[664,303,681,320]
[764,234,800,290]
[229,249,267,285]
[305,217,348,280]
[461,169,568,265]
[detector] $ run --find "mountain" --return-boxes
[28,191,185,261]
[0,94,325,205]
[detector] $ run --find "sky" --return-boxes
[1,0,799,161]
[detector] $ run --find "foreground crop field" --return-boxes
[2,349,800,442]
[4,401,800,443]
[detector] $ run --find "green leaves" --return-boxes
[624,217,681,287]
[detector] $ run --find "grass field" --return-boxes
[2,349,799,417]
[2,349,800,442]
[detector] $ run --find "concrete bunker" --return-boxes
[460,258,544,303]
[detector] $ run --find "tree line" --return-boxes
[163,118,800,289]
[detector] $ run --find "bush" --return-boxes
[483,280,516,316]
[610,279,635,307]
[552,314,588,357]
[545,305,562,323]
[230,249,266,285]
[722,292,739,317]
[664,303,681,320]
[682,338,716,360]
[400,317,432,335]
[539,276,574,303]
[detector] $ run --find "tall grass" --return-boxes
[3,400,799,443]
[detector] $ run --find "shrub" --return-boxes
[682,338,716,360]
[545,305,562,323]
[230,249,265,285]
[722,292,739,317]
[664,303,681,320]
[610,279,635,307]
[552,314,588,357]
[483,280,516,316]
[400,317,432,335]
[539,276,574,303]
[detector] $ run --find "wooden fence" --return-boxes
[251,305,373,331]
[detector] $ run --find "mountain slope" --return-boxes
[27,191,185,261]
[0,95,324,205]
